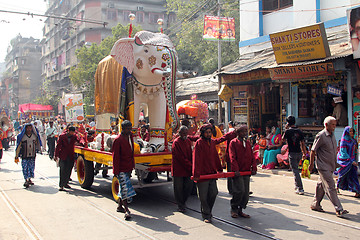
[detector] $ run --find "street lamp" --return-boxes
[157,18,163,34]
[129,13,136,38]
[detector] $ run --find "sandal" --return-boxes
[239,212,250,218]
[231,212,239,218]
[124,211,132,220]
[336,210,349,218]
[354,193,360,198]
[310,206,325,212]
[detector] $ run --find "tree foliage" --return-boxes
[165,0,240,75]
[69,24,142,115]
[34,77,60,114]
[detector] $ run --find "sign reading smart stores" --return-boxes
[270,23,331,64]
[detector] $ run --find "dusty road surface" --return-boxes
[0,146,359,240]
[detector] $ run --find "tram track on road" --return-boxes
[36,164,279,240]
[0,185,43,240]
[3,149,359,239]
[136,188,280,240]
[34,169,159,240]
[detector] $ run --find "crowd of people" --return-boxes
[2,114,359,222]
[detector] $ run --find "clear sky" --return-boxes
[0,0,47,62]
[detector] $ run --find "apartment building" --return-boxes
[4,35,42,118]
[41,0,172,97]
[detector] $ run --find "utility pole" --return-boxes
[217,0,223,124]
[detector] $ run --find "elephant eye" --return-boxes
[144,49,148,53]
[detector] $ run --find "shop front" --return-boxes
[269,60,352,144]
[221,69,285,131]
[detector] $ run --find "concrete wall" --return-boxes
[239,0,260,41]
[239,0,357,43]
[320,0,352,22]
[293,0,316,27]
[263,6,294,35]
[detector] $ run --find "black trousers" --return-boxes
[47,137,56,159]
[173,176,193,209]
[197,179,218,220]
[230,175,250,211]
[59,157,74,187]
[226,161,233,194]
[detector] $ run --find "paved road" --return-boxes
[0,146,359,240]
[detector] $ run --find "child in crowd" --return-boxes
[277,145,289,168]
[252,136,260,164]
[258,132,267,164]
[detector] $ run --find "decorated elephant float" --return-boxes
[94,30,192,152]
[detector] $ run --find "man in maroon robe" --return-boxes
[112,120,136,220]
[55,126,84,191]
[229,125,257,218]
[172,126,193,212]
[193,124,223,223]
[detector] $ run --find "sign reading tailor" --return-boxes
[269,62,335,80]
[270,23,331,64]
[327,85,342,96]
[64,94,84,122]
[203,15,235,41]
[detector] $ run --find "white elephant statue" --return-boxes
[109,31,191,150]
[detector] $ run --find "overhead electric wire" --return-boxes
[166,0,214,33]
[0,9,108,27]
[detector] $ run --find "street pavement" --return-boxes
[0,145,359,240]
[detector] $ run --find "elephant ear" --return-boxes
[110,38,135,73]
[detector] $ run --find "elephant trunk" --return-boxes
[152,68,171,77]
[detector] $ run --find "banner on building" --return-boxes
[203,15,235,41]
[269,23,330,64]
[347,6,360,59]
[64,94,84,122]
[268,62,335,80]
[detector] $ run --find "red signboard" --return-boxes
[203,15,235,41]
[268,62,335,80]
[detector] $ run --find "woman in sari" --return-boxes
[262,127,282,169]
[337,127,360,198]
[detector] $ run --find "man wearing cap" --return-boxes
[229,125,257,218]
[112,120,136,220]
[332,97,347,126]
[55,126,84,191]
[172,125,193,213]
[193,124,223,223]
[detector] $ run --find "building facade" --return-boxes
[4,35,42,119]
[41,0,172,98]
[216,0,360,142]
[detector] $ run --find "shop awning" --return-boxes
[19,103,54,113]
[176,74,219,97]
[219,27,352,77]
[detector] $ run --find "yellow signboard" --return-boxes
[218,85,233,102]
[270,23,330,64]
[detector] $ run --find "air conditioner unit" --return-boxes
[137,6,144,11]
[108,2,115,8]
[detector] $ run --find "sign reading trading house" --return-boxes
[270,23,331,64]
